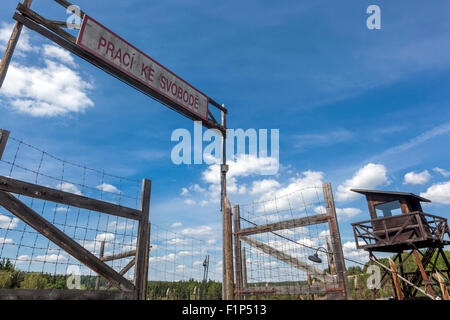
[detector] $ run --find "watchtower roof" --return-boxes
[350,189,431,203]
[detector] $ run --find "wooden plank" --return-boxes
[388,257,403,300]
[134,179,151,300]
[240,284,329,296]
[105,258,136,291]
[0,130,10,160]
[0,289,134,300]
[323,182,350,299]
[413,250,435,298]
[12,13,225,133]
[0,175,142,220]
[233,205,242,300]
[95,240,105,290]
[237,214,329,236]
[53,0,86,18]
[46,20,81,30]
[240,235,334,283]
[101,249,136,262]
[0,1,32,88]
[17,4,76,43]
[0,191,135,292]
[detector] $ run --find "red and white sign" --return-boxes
[76,16,209,120]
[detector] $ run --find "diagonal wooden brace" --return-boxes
[0,190,135,292]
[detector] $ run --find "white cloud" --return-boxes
[35,254,68,263]
[171,222,182,228]
[254,170,324,212]
[57,182,82,195]
[250,179,280,195]
[184,199,196,205]
[433,167,450,177]
[342,241,369,262]
[1,28,94,118]
[43,44,76,67]
[0,238,13,244]
[149,253,176,263]
[0,214,19,229]
[97,183,121,194]
[314,206,362,219]
[2,59,94,117]
[403,170,431,185]
[180,225,213,237]
[181,188,189,196]
[336,163,389,202]
[107,220,135,231]
[0,22,33,54]
[95,233,115,242]
[53,207,70,212]
[420,181,450,204]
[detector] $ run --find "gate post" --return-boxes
[233,205,242,299]
[134,179,152,300]
[322,182,350,299]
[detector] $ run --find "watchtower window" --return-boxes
[375,200,402,218]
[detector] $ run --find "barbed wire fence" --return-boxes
[235,185,370,300]
[0,135,141,288]
[0,133,220,298]
[148,224,221,299]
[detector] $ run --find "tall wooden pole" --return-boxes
[0,0,33,88]
[134,179,151,300]
[221,106,229,299]
[322,182,350,299]
[224,198,234,300]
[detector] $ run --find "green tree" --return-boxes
[0,271,13,288]
[20,272,49,289]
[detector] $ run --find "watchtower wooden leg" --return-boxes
[413,250,434,298]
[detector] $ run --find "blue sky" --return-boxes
[1,0,450,278]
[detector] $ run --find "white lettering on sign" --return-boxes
[76,15,209,120]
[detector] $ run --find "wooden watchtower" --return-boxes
[351,189,450,300]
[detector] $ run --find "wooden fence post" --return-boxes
[241,247,248,300]
[224,198,234,300]
[233,205,242,300]
[322,182,350,299]
[134,179,151,300]
[0,1,32,88]
[95,240,105,290]
[0,129,10,160]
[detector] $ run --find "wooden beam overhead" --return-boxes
[237,214,329,237]
[0,175,142,220]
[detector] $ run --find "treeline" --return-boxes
[147,280,221,300]
[0,259,111,290]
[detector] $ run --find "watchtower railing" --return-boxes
[352,212,450,250]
